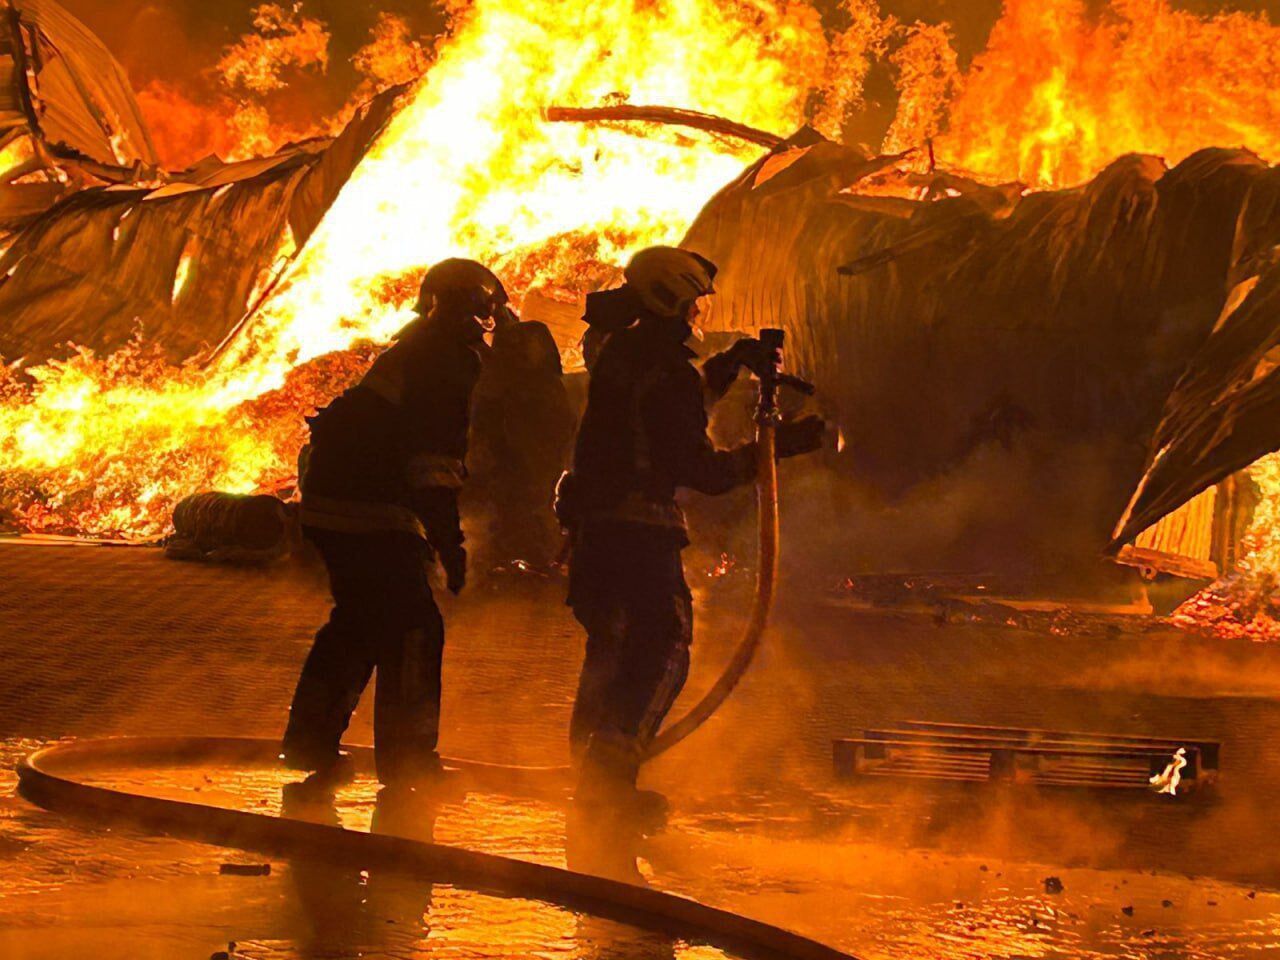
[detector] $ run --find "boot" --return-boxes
[378,749,464,802]
[280,748,356,789]
[566,791,646,885]
[371,784,442,842]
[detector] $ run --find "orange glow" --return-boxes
[0,0,825,538]
[916,0,1280,188]
[217,4,330,96]
[9,0,1280,540]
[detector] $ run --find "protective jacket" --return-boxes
[566,319,756,604]
[299,312,485,565]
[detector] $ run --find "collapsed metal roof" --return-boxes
[1,0,157,172]
[0,84,402,362]
[685,137,1280,573]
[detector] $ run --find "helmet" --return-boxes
[416,258,509,320]
[623,246,717,319]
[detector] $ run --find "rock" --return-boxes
[1162,899,1173,908]
[1122,905,1135,916]
[1043,876,1064,894]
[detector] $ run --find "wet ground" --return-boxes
[5,540,1280,958]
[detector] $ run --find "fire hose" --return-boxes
[646,328,809,759]
[17,737,854,960]
[15,333,830,957]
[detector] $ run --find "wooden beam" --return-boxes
[544,104,783,149]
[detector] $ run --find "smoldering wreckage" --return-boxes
[2,0,1278,630]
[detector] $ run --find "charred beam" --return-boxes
[544,105,783,149]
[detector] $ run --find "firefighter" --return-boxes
[558,246,826,825]
[469,313,575,567]
[281,258,511,788]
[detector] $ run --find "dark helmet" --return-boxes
[416,258,509,320]
[623,246,717,319]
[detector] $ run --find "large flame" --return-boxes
[9,0,1280,544]
[0,0,826,538]
[926,0,1280,188]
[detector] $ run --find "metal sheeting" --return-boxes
[685,138,1280,565]
[0,164,306,361]
[0,85,401,363]
[6,0,157,168]
[1111,259,1280,548]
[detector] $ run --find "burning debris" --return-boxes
[1,0,1280,635]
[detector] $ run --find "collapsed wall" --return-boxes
[685,137,1280,576]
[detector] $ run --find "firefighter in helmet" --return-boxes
[282,258,510,787]
[558,246,826,825]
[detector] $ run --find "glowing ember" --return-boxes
[707,553,739,579]
[0,136,35,182]
[1174,453,1280,642]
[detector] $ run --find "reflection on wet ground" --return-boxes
[4,543,1280,958]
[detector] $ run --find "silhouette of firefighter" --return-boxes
[469,312,575,568]
[282,258,511,787]
[556,246,826,828]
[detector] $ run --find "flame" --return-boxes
[0,136,35,182]
[172,243,196,305]
[0,0,826,538]
[218,3,330,96]
[11,0,1280,540]
[911,0,1280,188]
[351,13,433,95]
[1174,453,1280,641]
[811,0,892,140]
[1149,747,1186,796]
[208,0,827,393]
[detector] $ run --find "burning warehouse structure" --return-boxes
[3,0,1280,616]
[14,3,1280,957]
[685,137,1280,589]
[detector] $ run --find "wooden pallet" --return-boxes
[833,721,1219,795]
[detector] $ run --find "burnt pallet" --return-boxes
[833,721,1219,796]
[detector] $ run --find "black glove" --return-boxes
[726,336,782,377]
[440,545,467,595]
[774,415,826,459]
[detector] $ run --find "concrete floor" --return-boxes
[4,540,1280,958]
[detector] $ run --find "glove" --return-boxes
[726,336,781,377]
[440,545,467,595]
[774,415,827,459]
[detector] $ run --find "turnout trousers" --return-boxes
[568,580,693,784]
[283,528,444,783]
